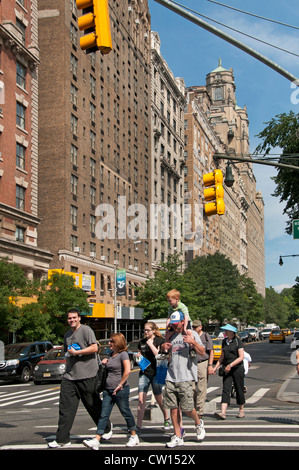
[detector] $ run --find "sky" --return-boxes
[148,0,299,292]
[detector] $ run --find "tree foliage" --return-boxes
[0,260,90,343]
[136,252,264,327]
[255,111,299,234]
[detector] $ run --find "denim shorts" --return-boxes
[138,373,163,395]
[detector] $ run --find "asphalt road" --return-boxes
[0,335,298,455]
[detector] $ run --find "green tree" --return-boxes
[37,272,90,342]
[255,111,299,234]
[183,252,244,325]
[135,253,185,319]
[263,287,289,326]
[293,276,299,308]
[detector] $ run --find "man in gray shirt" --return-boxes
[162,310,206,448]
[48,308,111,448]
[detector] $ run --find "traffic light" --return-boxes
[203,169,225,216]
[76,0,112,54]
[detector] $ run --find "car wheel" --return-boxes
[20,366,31,383]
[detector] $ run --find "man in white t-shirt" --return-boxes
[161,310,206,448]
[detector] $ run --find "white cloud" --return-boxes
[273,283,294,292]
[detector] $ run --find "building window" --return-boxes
[214,87,223,100]
[71,174,78,194]
[71,205,77,225]
[16,143,25,170]
[16,226,25,242]
[16,62,26,89]
[16,102,26,129]
[16,185,25,210]
[70,235,78,251]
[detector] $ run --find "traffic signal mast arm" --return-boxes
[76,0,112,54]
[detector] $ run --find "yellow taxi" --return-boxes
[282,329,291,336]
[269,329,285,343]
[212,338,222,361]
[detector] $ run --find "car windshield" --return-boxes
[213,340,222,346]
[43,349,65,360]
[272,330,282,335]
[4,345,29,358]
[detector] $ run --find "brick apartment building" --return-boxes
[0,0,52,278]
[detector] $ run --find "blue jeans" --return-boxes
[97,385,136,435]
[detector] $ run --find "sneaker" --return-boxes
[83,437,100,450]
[196,420,206,441]
[166,434,184,448]
[47,440,71,448]
[126,434,139,447]
[102,422,113,440]
[163,419,171,430]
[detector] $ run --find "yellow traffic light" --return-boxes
[76,0,112,54]
[203,169,225,216]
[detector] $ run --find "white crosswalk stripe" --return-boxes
[0,385,273,408]
[2,418,299,450]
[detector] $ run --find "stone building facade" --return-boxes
[185,60,265,295]
[150,31,185,268]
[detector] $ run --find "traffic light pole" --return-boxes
[153,0,298,84]
[213,154,299,172]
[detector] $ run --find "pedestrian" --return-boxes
[161,311,206,447]
[163,289,191,354]
[48,308,111,448]
[192,320,214,419]
[212,324,245,420]
[296,350,299,375]
[83,333,139,450]
[136,321,171,432]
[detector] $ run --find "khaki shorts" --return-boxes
[163,380,195,413]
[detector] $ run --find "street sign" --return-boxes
[293,219,299,240]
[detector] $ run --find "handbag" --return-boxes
[97,363,107,392]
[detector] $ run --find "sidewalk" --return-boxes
[278,371,299,404]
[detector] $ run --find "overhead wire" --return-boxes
[206,0,299,31]
[169,0,299,58]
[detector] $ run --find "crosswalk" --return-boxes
[0,384,271,408]
[1,383,299,449]
[1,414,299,450]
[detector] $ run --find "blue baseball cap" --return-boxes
[169,310,185,324]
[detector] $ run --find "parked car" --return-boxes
[212,338,222,361]
[269,329,285,343]
[97,339,135,369]
[33,347,66,384]
[238,331,253,342]
[260,328,272,340]
[291,331,299,350]
[127,339,142,365]
[0,341,54,383]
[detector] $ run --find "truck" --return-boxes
[150,318,167,336]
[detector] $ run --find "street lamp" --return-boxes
[279,254,299,266]
[114,240,142,333]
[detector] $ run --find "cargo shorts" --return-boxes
[163,380,195,413]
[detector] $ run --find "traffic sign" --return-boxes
[293,219,299,239]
